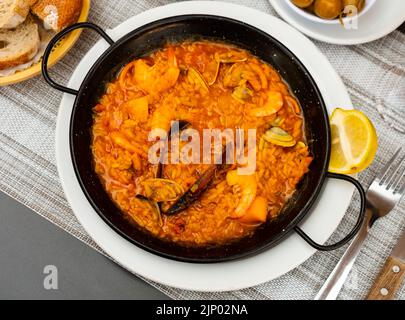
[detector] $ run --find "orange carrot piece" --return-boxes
[238,196,268,225]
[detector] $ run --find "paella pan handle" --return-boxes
[294,172,366,252]
[42,22,115,95]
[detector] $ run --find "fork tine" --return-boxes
[393,169,405,194]
[385,155,405,189]
[378,148,402,184]
[399,182,405,195]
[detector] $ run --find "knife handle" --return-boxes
[367,257,405,300]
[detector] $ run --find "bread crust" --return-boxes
[31,0,82,32]
[0,44,38,69]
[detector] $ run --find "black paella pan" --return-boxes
[42,15,366,263]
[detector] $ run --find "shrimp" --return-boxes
[226,170,257,218]
[285,95,301,115]
[118,61,138,90]
[150,106,174,132]
[248,91,284,117]
[134,47,180,94]
[248,62,268,90]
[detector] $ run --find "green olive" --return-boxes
[314,0,343,19]
[291,0,314,8]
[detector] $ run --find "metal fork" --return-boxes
[315,147,405,300]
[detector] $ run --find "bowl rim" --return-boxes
[68,14,331,263]
[285,0,377,25]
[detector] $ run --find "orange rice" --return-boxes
[91,41,313,246]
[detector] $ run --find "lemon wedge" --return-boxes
[329,108,378,174]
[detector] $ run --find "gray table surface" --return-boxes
[1,23,404,301]
[0,192,169,299]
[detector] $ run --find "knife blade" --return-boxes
[367,230,405,300]
[391,230,405,262]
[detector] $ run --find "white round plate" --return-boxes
[55,1,354,292]
[270,0,405,45]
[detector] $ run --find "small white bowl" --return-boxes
[286,0,377,25]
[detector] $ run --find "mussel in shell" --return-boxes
[263,127,296,148]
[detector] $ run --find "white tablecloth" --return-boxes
[0,0,404,300]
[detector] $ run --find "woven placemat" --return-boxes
[0,0,404,300]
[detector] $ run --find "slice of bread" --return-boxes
[0,0,36,29]
[31,0,82,32]
[0,16,40,70]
